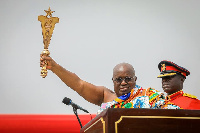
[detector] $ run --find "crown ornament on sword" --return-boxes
[38,7,59,78]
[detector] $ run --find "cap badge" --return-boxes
[161,64,166,71]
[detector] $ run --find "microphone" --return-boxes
[62,97,89,113]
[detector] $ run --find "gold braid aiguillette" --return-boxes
[38,7,59,78]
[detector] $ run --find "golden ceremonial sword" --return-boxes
[38,7,59,78]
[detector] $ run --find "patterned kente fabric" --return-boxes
[97,85,165,114]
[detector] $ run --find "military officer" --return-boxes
[157,60,200,109]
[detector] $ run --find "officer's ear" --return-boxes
[177,74,185,82]
[180,76,185,82]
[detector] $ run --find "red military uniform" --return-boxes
[163,90,200,109]
[157,60,200,110]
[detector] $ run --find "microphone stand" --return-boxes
[73,107,82,128]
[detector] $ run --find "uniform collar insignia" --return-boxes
[167,90,183,101]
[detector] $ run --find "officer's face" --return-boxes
[162,75,184,95]
[113,66,137,97]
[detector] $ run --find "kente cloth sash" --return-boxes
[111,85,164,109]
[97,85,164,114]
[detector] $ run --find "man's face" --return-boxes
[162,75,184,95]
[113,66,137,97]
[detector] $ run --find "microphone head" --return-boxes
[62,97,71,105]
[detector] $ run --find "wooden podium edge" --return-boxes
[83,117,105,133]
[115,115,200,133]
[81,109,108,133]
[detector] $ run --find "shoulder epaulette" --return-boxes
[183,93,197,99]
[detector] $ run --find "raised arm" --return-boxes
[40,55,115,106]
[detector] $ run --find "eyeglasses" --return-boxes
[113,77,134,83]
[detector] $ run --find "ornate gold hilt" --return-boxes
[41,49,50,78]
[38,7,59,78]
